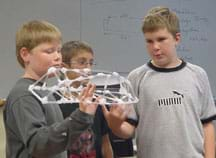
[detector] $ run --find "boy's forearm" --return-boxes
[203,122,215,158]
[102,134,113,158]
[32,109,94,156]
[111,121,135,139]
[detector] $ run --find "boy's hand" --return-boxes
[79,83,98,115]
[102,104,128,131]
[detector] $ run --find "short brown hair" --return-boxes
[16,20,62,68]
[142,6,180,37]
[61,41,93,65]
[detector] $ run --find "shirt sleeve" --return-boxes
[11,95,94,157]
[198,68,216,123]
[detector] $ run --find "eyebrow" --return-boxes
[75,57,94,61]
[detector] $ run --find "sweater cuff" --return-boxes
[69,109,94,125]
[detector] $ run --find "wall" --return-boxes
[80,0,216,98]
[0,0,80,98]
[0,0,216,99]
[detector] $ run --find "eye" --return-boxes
[42,48,55,54]
[79,60,86,65]
[158,37,166,42]
[146,39,153,44]
[57,48,61,53]
[89,60,95,66]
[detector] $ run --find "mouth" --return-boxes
[154,54,163,59]
[52,64,63,69]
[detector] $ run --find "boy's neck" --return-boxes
[23,71,39,80]
[151,58,182,69]
[148,59,186,72]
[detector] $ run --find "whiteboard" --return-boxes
[80,0,216,98]
[0,0,216,99]
[0,0,80,98]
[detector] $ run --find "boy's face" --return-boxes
[65,51,94,84]
[62,51,94,97]
[144,28,181,68]
[69,51,94,70]
[22,42,62,79]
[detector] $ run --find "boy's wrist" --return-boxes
[70,108,94,124]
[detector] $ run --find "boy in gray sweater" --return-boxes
[4,20,98,158]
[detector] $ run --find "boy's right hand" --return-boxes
[78,83,99,115]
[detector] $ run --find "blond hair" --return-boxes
[16,20,62,68]
[142,6,180,37]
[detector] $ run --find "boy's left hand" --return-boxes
[78,83,99,115]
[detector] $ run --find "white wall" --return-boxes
[0,0,80,98]
[81,0,216,98]
[1,0,216,99]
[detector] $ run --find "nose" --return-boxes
[54,50,61,58]
[85,63,92,69]
[152,42,160,50]
[54,51,62,63]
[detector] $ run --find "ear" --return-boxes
[175,32,181,43]
[20,47,30,64]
